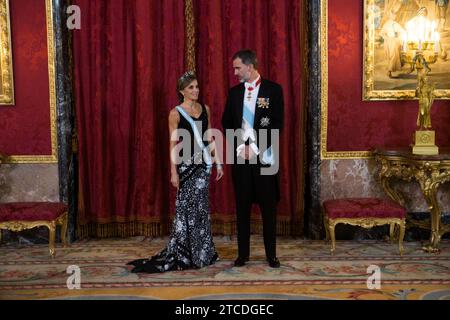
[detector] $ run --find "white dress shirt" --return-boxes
[237,76,261,157]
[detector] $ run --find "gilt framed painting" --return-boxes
[363,0,450,100]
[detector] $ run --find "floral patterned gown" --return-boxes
[127,105,218,273]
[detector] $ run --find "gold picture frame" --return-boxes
[0,0,14,104]
[321,0,371,159]
[2,0,57,163]
[363,0,450,101]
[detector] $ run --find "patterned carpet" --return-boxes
[0,236,449,300]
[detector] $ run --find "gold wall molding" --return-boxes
[0,0,14,104]
[4,0,57,163]
[320,0,372,160]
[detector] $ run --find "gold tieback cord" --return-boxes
[184,0,196,72]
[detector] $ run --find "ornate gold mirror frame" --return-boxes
[0,0,14,105]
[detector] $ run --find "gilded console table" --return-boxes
[374,148,450,253]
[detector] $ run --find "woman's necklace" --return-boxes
[184,101,199,118]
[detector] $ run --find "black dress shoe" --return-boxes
[234,256,249,267]
[267,257,280,268]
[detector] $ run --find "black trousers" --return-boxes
[232,164,278,259]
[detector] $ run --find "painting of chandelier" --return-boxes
[401,7,442,74]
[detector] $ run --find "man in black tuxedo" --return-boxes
[222,49,284,268]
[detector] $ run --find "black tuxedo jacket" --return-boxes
[222,78,284,166]
[222,78,284,204]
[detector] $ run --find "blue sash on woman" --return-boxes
[176,106,213,172]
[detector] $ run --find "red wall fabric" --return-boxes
[0,0,52,155]
[327,0,450,152]
[195,0,305,233]
[73,0,186,232]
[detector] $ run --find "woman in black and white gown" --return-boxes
[127,71,223,273]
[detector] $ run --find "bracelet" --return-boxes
[215,163,223,169]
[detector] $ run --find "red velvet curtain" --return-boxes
[195,0,306,235]
[73,0,306,238]
[73,0,186,237]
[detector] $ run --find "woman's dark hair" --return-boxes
[177,71,197,102]
[232,49,258,69]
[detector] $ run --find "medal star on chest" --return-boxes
[257,98,270,109]
[260,117,270,127]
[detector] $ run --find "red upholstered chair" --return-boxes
[0,202,68,257]
[323,198,406,255]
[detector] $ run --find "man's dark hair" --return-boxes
[232,49,258,69]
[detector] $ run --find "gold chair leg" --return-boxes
[324,216,330,241]
[389,223,395,243]
[48,222,56,258]
[398,219,405,256]
[329,221,336,255]
[60,213,68,247]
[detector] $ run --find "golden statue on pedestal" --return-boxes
[412,73,439,155]
[416,75,434,130]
